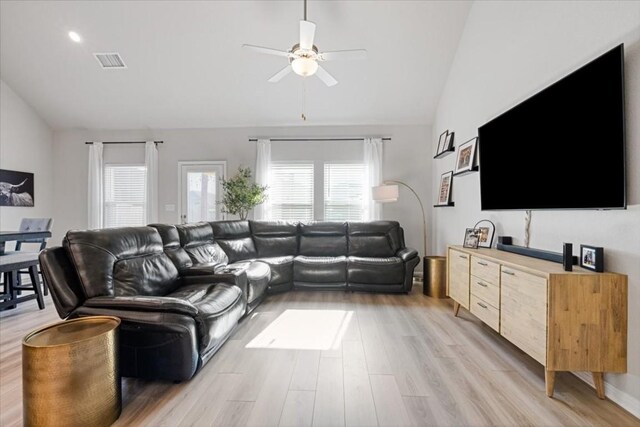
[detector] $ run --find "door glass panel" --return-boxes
[187,171,218,222]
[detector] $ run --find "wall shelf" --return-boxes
[433,147,455,160]
[434,202,455,207]
[453,166,479,177]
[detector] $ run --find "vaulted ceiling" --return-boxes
[0,1,471,130]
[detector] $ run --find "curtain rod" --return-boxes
[85,141,164,145]
[248,137,391,142]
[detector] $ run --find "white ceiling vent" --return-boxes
[93,53,127,69]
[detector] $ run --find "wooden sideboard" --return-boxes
[446,245,627,399]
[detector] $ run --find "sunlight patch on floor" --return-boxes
[246,309,353,350]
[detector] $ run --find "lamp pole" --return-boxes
[384,180,427,258]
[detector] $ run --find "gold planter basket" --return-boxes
[22,316,121,427]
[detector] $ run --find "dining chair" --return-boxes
[14,218,53,295]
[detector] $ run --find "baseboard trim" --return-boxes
[573,372,640,419]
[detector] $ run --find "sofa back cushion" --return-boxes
[209,220,257,263]
[149,224,193,270]
[299,222,348,256]
[348,221,402,257]
[64,227,180,298]
[176,222,228,266]
[250,221,299,257]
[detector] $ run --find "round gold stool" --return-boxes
[423,256,448,298]
[22,316,121,427]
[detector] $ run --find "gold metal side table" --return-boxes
[423,256,447,298]
[22,316,121,427]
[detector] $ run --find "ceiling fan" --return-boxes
[242,0,367,87]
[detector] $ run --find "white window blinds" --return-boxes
[324,163,365,221]
[104,164,147,228]
[270,162,314,221]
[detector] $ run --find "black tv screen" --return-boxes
[479,44,625,210]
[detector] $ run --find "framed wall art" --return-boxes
[437,171,453,206]
[0,169,34,207]
[454,137,478,174]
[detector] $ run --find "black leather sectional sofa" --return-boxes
[40,220,419,381]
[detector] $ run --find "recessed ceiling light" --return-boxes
[68,31,82,43]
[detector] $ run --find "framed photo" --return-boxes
[463,228,480,249]
[579,245,604,272]
[437,171,453,205]
[443,131,455,152]
[436,130,448,156]
[455,137,478,174]
[473,219,495,248]
[0,169,34,207]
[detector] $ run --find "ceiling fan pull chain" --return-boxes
[301,78,307,121]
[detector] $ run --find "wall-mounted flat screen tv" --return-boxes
[478,44,625,210]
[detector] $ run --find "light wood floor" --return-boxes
[1,285,638,427]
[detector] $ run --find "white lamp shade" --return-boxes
[372,184,399,203]
[291,57,319,76]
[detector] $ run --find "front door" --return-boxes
[179,161,226,224]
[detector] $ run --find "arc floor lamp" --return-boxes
[372,181,427,258]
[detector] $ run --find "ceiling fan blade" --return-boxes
[242,44,290,57]
[315,65,338,87]
[318,49,368,61]
[299,20,316,50]
[268,65,292,83]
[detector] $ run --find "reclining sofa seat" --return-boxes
[150,222,270,314]
[39,226,246,381]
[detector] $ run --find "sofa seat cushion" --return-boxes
[185,283,245,352]
[347,256,405,284]
[258,256,294,285]
[294,256,347,286]
[228,261,270,304]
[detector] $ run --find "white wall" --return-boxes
[0,79,54,242]
[431,1,640,415]
[53,125,431,261]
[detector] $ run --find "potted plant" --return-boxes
[220,167,268,220]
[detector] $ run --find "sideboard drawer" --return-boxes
[471,256,500,284]
[470,294,499,332]
[471,276,499,308]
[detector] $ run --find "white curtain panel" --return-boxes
[363,137,383,221]
[253,139,272,220]
[87,142,104,229]
[145,141,159,224]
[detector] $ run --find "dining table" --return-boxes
[0,230,52,255]
[0,230,51,310]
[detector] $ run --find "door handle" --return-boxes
[503,270,515,276]
[477,302,488,309]
[477,281,488,287]
[477,261,488,266]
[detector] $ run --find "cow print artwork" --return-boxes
[0,169,34,207]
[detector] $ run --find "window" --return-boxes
[104,164,146,228]
[324,163,365,221]
[270,162,314,221]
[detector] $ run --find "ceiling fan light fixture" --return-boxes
[291,57,318,77]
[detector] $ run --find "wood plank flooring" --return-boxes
[1,284,639,426]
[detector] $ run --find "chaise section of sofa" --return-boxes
[40,226,246,381]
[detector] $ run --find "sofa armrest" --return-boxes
[84,296,198,317]
[181,270,249,297]
[396,247,419,262]
[179,263,224,276]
